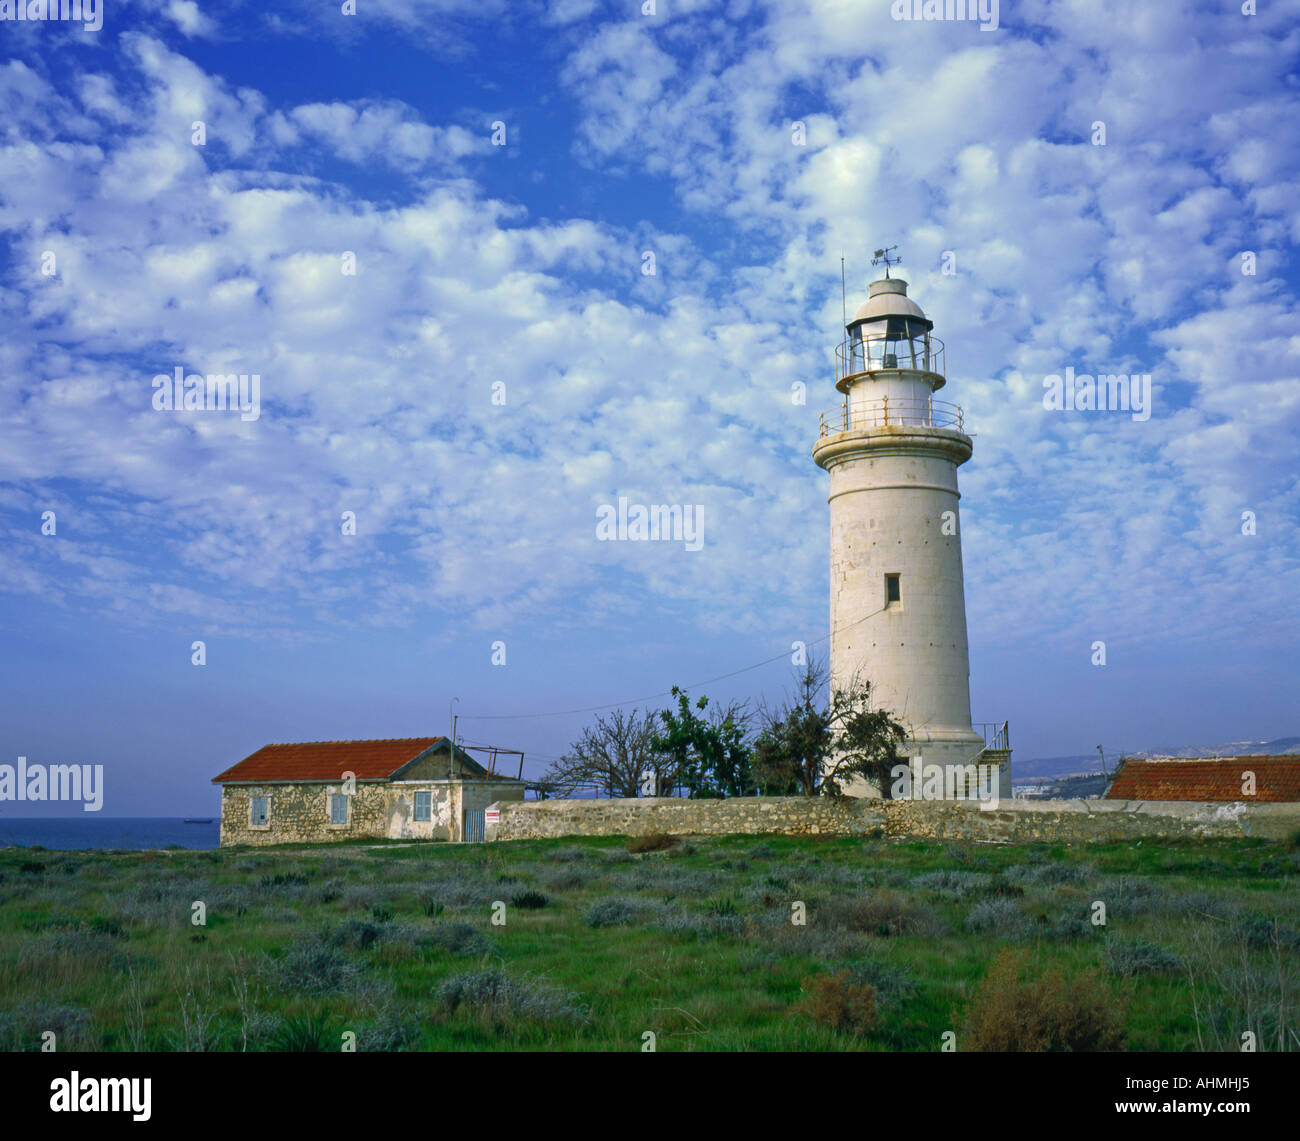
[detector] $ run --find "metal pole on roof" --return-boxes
[449,697,459,774]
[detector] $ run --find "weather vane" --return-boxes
[872,245,901,278]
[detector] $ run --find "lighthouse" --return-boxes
[812,254,1009,799]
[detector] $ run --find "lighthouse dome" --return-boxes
[849,278,932,329]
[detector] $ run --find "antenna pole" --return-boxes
[840,256,846,327]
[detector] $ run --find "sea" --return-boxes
[0,818,220,851]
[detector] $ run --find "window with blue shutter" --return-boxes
[251,796,268,827]
[414,791,431,822]
[330,794,348,824]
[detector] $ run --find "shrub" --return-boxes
[357,1003,424,1051]
[793,971,877,1036]
[840,959,917,1004]
[816,891,946,938]
[327,919,385,951]
[1005,863,1096,887]
[86,916,128,939]
[912,870,994,899]
[371,905,394,923]
[583,898,639,928]
[965,898,1034,941]
[273,935,364,994]
[1104,940,1183,977]
[627,833,678,854]
[1235,917,1300,952]
[259,872,309,890]
[1041,914,1092,941]
[421,896,446,918]
[510,889,549,910]
[654,909,745,939]
[22,929,130,973]
[539,864,597,892]
[309,881,343,906]
[601,847,634,863]
[435,970,587,1026]
[551,847,591,862]
[962,951,1126,1051]
[269,1010,340,1052]
[0,1002,92,1051]
[706,897,739,918]
[427,922,497,957]
[749,843,777,859]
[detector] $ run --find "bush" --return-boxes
[0,1002,92,1051]
[269,1010,340,1052]
[357,1003,424,1051]
[86,915,128,939]
[654,909,745,939]
[793,971,877,1036]
[962,951,1126,1051]
[583,898,640,928]
[427,922,497,957]
[510,889,549,910]
[435,970,587,1026]
[421,896,446,918]
[627,833,678,854]
[1005,863,1095,887]
[912,870,994,899]
[539,864,598,892]
[1104,940,1183,977]
[840,959,917,1003]
[1235,916,1300,952]
[274,935,364,994]
[965,898,1034,941]
[259,872,309,890]
[551,847,591,862]
[1041,914,1092,941]
[816,891,946,938]
[327,919,385,951]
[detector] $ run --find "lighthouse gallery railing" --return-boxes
[819,396,965,437]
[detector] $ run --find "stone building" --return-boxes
[212,736,525,846]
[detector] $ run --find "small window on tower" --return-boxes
[885,574,901,605]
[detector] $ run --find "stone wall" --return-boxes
[484,795,1300,845]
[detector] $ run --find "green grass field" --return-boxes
[2,831,1297,1051]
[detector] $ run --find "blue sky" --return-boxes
[2,0,1298,815]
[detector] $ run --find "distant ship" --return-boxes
[183,818,214,824]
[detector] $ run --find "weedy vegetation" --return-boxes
[0,832,1296,1050]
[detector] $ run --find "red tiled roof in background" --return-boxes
[212,737,464,783]
[1105,755,1300,802]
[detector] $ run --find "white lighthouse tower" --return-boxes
[812,252,1009,799]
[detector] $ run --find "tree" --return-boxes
[651,687,754,799]
[752,657,907,798]
[541,708,674,799]
[752,659,832,797]
[821,676,908,798]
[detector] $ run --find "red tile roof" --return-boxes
[1104,755,1300,802]
[212,736,477,784]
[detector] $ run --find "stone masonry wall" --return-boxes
[484,795,1300,845]
[220,779,528,846]
[221,783,401,846]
